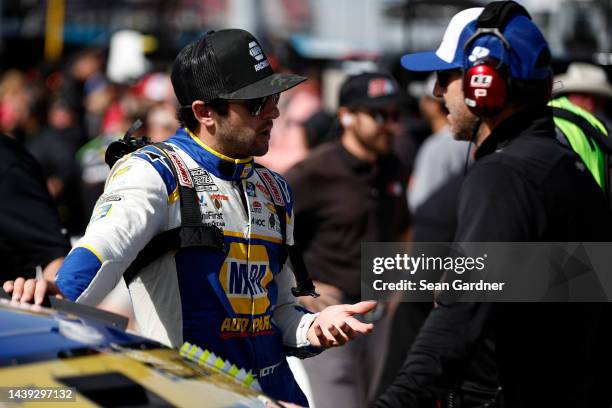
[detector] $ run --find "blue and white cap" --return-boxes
[401,7,551,81]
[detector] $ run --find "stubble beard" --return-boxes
[449,104,478,142]
[217,121,269,158]
[356,128,393,156]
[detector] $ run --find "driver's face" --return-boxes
[215,95,281,158]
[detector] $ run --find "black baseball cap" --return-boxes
[171,29,307,106]
[339,72,405,110]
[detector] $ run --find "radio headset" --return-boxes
[461,1,531,174]
[462,0,532,117]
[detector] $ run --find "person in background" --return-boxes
[0,132,70,285]
[79,72,178,219]
[301,110,340,150]
[286,71,411,408]
[146,103,179,143]
[0,71,30,141]
[553,62,612,119]
[408,74,470,212]
[77,92,149,219]
[27,98,85,234]
[377,74,470,401]
[83,74,114,145]
[60,49,106,140]
[256,66,321,174]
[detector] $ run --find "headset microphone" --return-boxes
[463,118,482,175]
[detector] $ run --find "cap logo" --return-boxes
[468,46,490,63]
[249,41,270,72]
[249,41,264,61]
[368,78,395,98]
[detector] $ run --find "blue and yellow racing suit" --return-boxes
[56,127,316,404]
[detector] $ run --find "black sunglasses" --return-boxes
[435,69,462,88]
[229,93,280,116]
[356,108,401,125]
[373,110,401,125]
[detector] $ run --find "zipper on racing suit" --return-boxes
[235,179,260,375]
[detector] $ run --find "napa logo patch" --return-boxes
[219,315,273,339]
[219,243,273,315]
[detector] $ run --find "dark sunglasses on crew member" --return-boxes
[436,69,462,88]
[367,109,401,125]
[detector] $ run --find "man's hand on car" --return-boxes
[306,300,376,348]
[3,278,63,305]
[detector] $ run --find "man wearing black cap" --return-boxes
[375,2,612,407]
[286,72,410,408]
[5,29,376,405]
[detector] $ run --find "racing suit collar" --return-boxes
[475,106,555,160]
[175,127,255,180]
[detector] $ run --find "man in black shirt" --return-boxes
[286,72,410,408]
[0,133,70,286]
[375,2,612,407]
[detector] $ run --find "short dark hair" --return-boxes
[175,99,229,132]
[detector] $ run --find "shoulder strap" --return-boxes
[254,165,318,298]
[552,107,612,153]
[553,107,612,208]
[123,142,225,285]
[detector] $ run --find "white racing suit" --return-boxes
[56,127,317,404]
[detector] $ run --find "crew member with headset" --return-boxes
[375,2,612,407]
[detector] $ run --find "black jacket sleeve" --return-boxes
[0,159,70,280]
[374,302,492,408]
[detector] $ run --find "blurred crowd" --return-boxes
[0,49,178,236]
[1,28,612,407]
[3,46,610,239]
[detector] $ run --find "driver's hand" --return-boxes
[306,300,376,348]
[3,278,63,305]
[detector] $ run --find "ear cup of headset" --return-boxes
[463,60,508,117]
[341,114,354,127]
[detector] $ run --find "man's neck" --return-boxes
[476,106,524,146]
[341,132,377,163]
[190,127,243,160]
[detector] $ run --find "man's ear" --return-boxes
[192,101,215,127]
